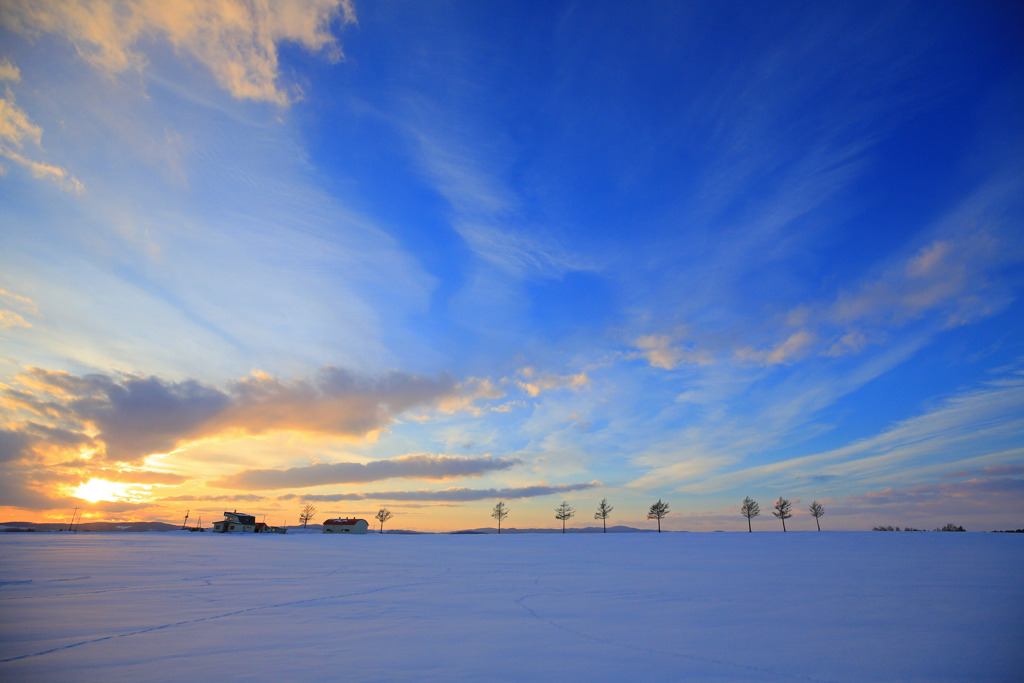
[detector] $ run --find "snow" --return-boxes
[1,532,1021,681]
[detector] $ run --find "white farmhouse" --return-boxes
[322,518,369,534]
[212,511,256,533]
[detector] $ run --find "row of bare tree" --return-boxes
[741,497,825,532]
[490,497,826,533]
[491,498,673,533]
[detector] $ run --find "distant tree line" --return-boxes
[491,499,648,533]
[484,496,835,533]
[873,523,966,532]
[488,498,672,533]
[292,496,966,534]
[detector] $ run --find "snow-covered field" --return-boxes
[1,532,1021,682]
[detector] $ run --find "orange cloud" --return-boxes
[0,83,83,192]
[0,288,37,331]
[514,367,589,397]
[4,366,458,463]
[634,334,713,369]
[735,330,815,366]
[1,0,355,105]
[277,480,602,502]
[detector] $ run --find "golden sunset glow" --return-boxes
[73,479,132,503]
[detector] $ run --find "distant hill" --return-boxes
[451,526,657,534]
[1,521,179,533]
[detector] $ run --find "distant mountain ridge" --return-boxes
[2,521,655,534]
[2,521,179,533]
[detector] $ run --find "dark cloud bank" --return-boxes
[8,366,457,462]
[213,454,520,490]
[278,481,600,503]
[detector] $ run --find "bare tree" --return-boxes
[772,497,792,532]
[299,503,317,528]
[375,507,393,534]
[554,500,575,533]
[808,501,824,531]
[594,498,613,533]
[491,501,509,534]
[740,496,760,532]
[647,499,669,532]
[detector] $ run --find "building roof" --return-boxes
[223,511,256,523]
[323,518,367,525]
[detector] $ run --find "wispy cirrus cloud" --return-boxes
[0,58,83,192]
[633,173,1023,375]
[673,362,1024,494]
[616,4,1022,388]
[395,94,598,283]
[212,454,520,490]
[782,178,1024,364]
[825,182,1023,336]
[0,289,38,329]
[735,330,816,367]
[942,463,1024,479]
[614,7,934,327]
[618,334,935,493]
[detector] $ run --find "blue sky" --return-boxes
[1,1,1022,531]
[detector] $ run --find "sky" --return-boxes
[1,0,1023,532]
